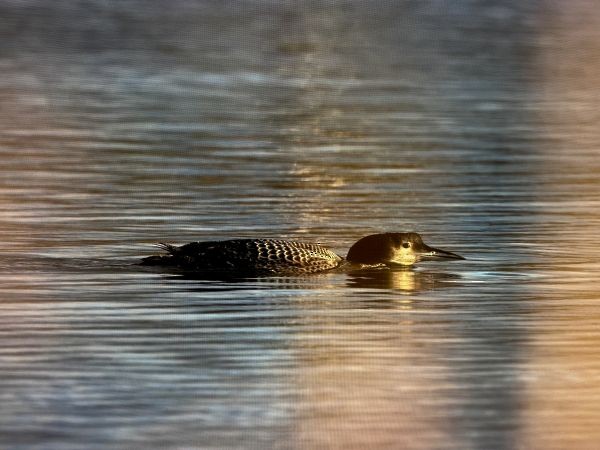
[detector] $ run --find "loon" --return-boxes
[141,232,464,276]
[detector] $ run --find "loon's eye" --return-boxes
[402,242,410,249]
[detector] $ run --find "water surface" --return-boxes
[1,1,600,449]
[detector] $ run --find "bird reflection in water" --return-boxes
[347,267,462,293]
[148,266,462,296]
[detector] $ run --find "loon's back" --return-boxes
[142,239,343,275]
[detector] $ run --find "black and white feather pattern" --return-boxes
[142,239,343,275]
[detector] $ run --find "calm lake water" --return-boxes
[2,1,600,449]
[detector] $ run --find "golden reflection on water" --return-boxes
[521,2,600,448]
[347,269,461,293]
[290,297,456,450]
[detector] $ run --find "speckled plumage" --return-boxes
[142,233,464,276]
[142,239,343,275]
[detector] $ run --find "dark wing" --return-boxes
[144,239,342,275]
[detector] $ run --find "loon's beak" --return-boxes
[420,244,465,260]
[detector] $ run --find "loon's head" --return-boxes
[346,232,464,267]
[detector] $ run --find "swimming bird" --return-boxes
[141,232,464,276]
